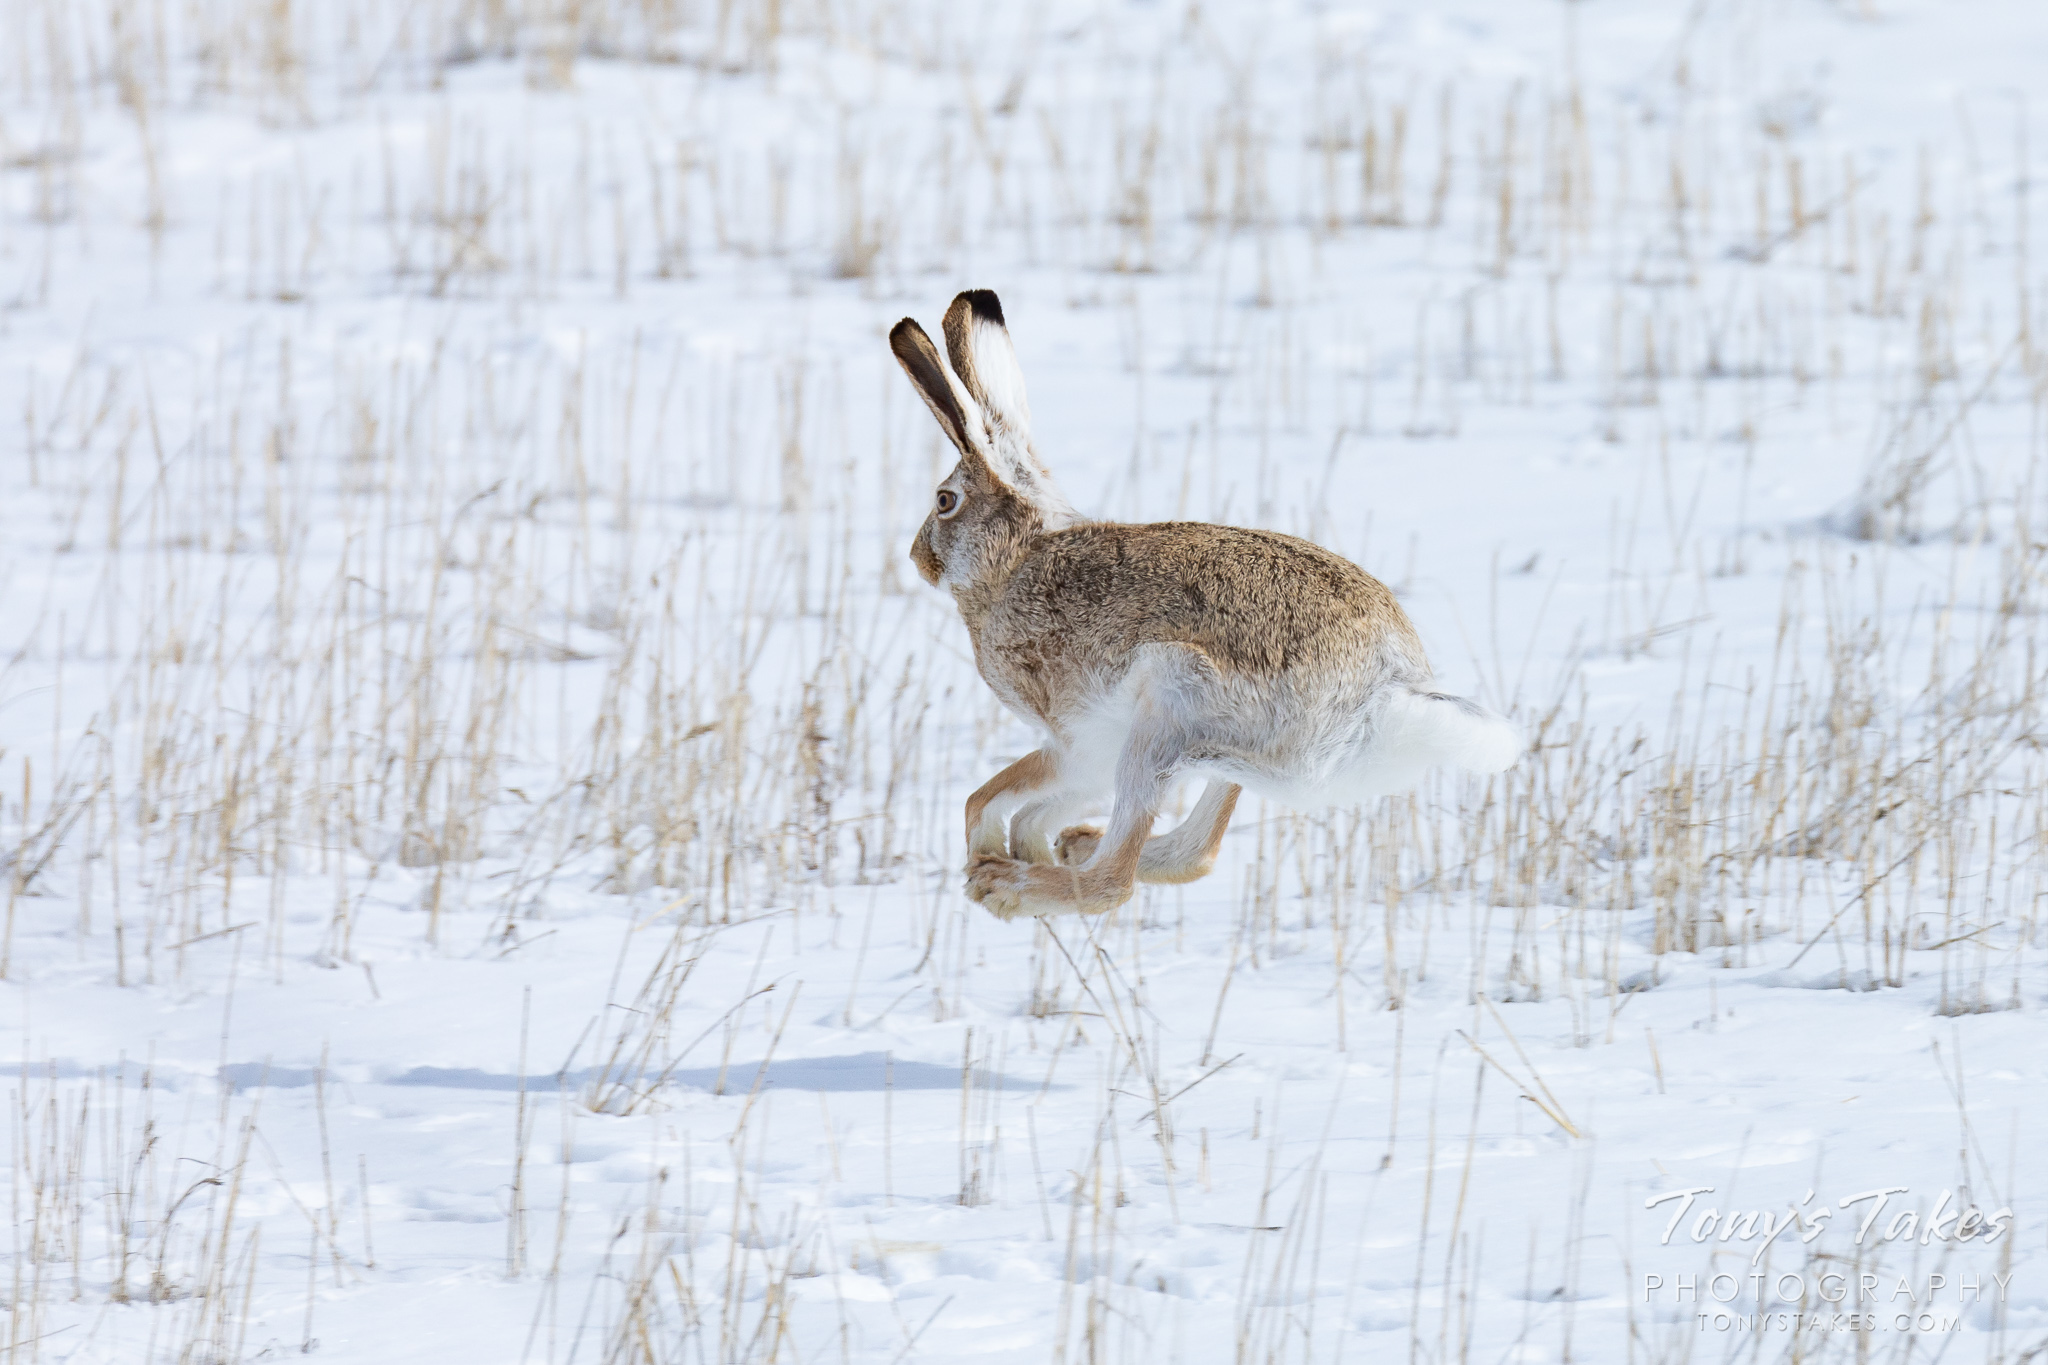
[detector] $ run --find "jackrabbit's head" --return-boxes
[891,291,1076,590]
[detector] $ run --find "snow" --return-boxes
[0,0,2045,1361]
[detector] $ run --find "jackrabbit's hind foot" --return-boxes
[966,853,1129,920]
[964,853,1033,921]
[1054,825,1102,867]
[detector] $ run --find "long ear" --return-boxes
[889,318,986,462]
[941,290,1076,527]
[943,290,1032,434]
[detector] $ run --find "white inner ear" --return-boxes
[960,314,1077,529]
[965,315,1033,434]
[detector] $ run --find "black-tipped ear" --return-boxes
[941,289,1031,432]
[943,290,1007,397]
[890,318,979,458]
[961,289,1004,325]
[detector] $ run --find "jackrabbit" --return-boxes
[893,290,1519,920]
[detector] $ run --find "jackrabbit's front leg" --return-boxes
[1009,791,1091,864]
[963,750,1057,859]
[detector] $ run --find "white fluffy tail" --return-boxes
[1408,689,1520,772]
[1363,688,1520,794]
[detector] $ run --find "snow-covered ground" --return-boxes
[2,1,2047,1361]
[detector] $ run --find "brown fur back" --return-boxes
[970,521,1425,727]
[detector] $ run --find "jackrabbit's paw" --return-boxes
[1054,825,1103,867]
[965,853,1030,920]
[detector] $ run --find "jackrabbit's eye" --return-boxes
[935,488,961,518]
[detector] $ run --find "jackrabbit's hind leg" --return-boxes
[970,644,1220,919]
[1058,780,1239,879]
[1135,780,1241,884]
[969,721,1182,920]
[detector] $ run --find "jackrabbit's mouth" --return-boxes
[909,527,943,586]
